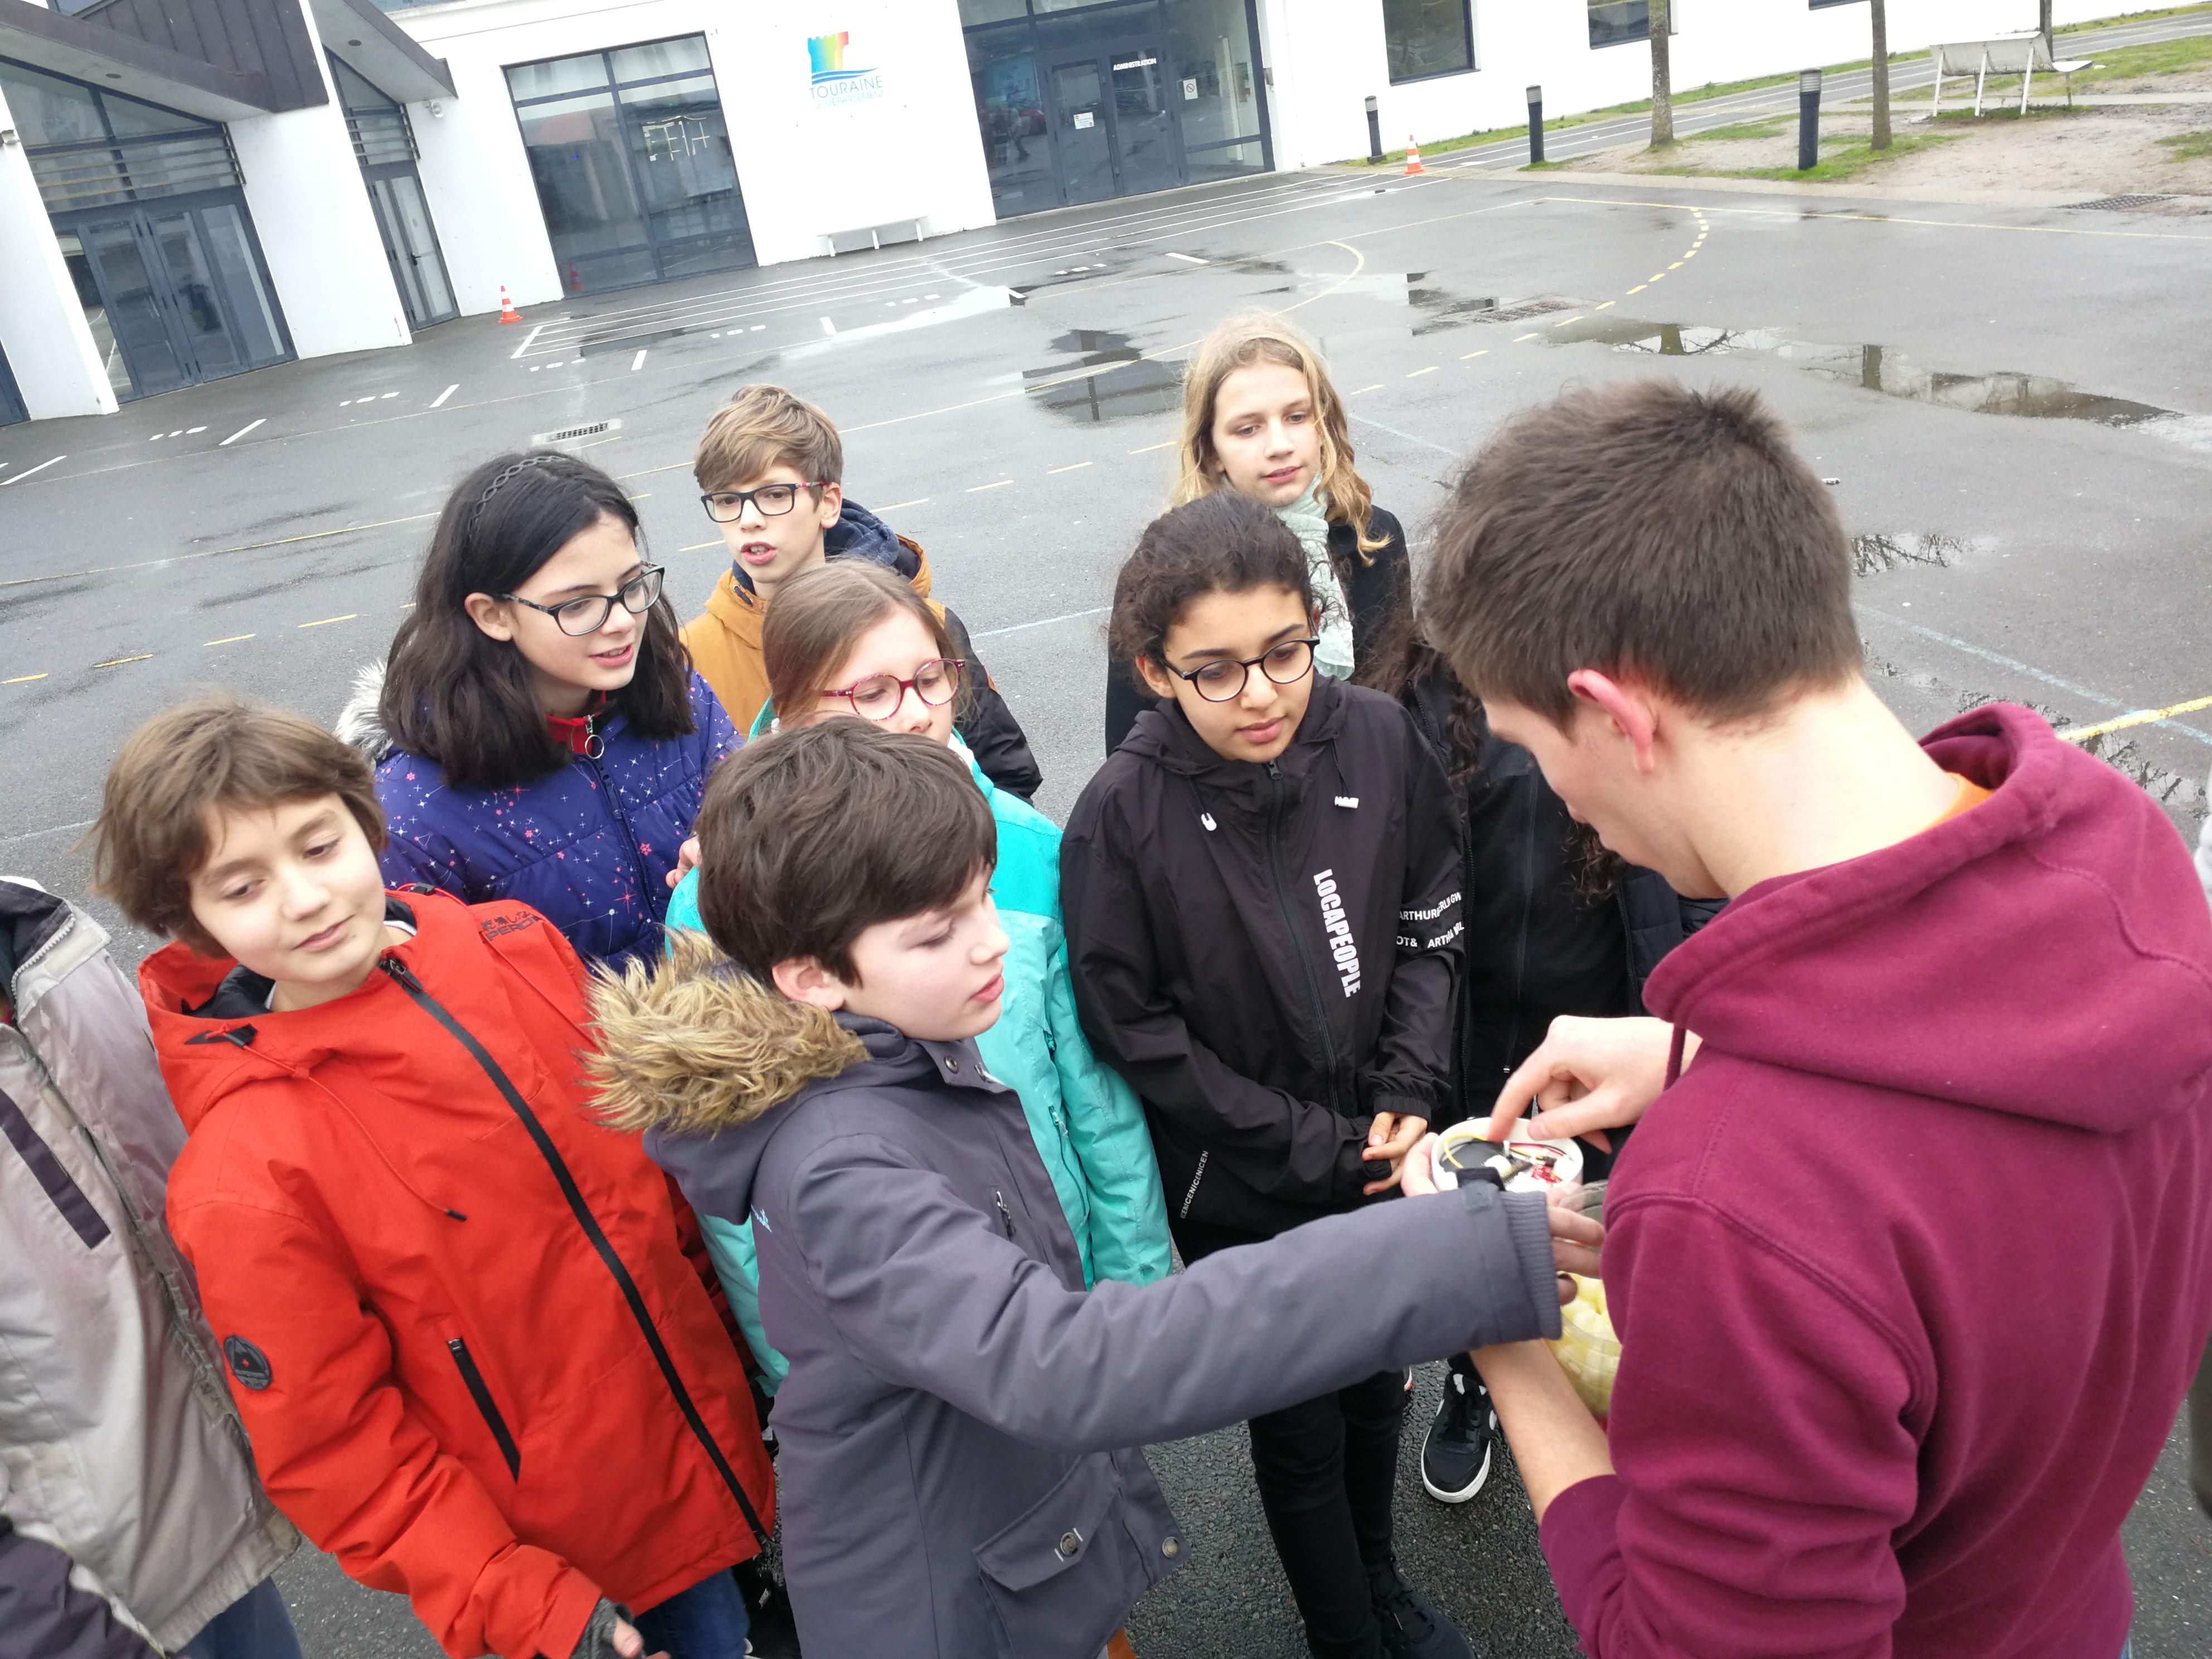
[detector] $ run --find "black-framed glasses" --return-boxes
[1164,637,1320,703]
[505,565,664,637]
[700,482,826,523]
[824,659,966,721]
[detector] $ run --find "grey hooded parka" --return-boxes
[593,937,1564,1659]
[0,880,296,1657]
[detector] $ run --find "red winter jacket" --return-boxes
[1542,705,2212,1658]
[143,891,773,1659]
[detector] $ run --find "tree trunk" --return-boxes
[1870,0,1891,151]
[2040,0,2054,54]
[1648,0,1675,147]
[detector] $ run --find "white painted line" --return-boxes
[151,433,165,441]
[510,322,546,360]
[966,478,1014,493]
[0,455,65,487]
[380,391,398,399]
[569,358,583,366]
[1047,461,1093,474]
[169,430,184,438]
[631,348,648,371]
[974,604,1110,641]
[1166,251,1209,264]
[751,323,765,331]
[1130,439,1177,454]
[880,497,930,511]
[1405,366,1438,378]
[430,385,458,408]
[925,293,939,299]
[187,425,206,434]
[820,316,837,336]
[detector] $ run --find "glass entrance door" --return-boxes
[57,198,289,401]
[368,172,457,328]
[1047,58,1115,206]
[1107,48,1180,197]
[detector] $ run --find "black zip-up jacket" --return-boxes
[1061,673,1466,1243]
[1102,508,1410,755]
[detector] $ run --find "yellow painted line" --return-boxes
[1628,283,1647,293]
[1405,366,1438,378]
[1541,195,2212,244]
[2061,694,2212,744]
[298,614,357,629]
[4,673,47,685]
[1682,249,1698,259]
[965,479,1014,493]
[1130,440,1177,454]
[1551,316,1582,327]
[399,602,415,609]
[0,511,440,594]
[1461,348,1489,359]
[1594,300,1616,310]
[680,540,722,552]
[1350,383,1384,394]
[1048,461,1094,474]
[203,633,256,646]
[881,497,930,510]
[1513,333,1540,342]
[1668,261,1684,269]
[1648,273,1667,282]
[94,655,152,668]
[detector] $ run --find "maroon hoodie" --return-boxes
[1541,704,2212,1659]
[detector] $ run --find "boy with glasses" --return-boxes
[683,384,1041,797]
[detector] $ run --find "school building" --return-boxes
[0,0,2126,425]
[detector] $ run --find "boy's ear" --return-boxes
[463,592,516,642]
[772,956,850,1011]
[1135,656,1176,700]
[816,482,844,530]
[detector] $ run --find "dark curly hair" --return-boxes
[1109,492,1321,670]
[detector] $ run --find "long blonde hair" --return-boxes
[1172,316,1385,560]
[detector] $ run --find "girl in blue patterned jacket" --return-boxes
[341,450,738,977]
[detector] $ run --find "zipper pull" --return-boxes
[379,956,421,993]
[993,1190,1014,1238]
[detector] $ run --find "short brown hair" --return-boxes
[763,561,971,725]
[90,695,386,954]
[693,722,993,984]
[1420,381,1859,726]
[693,384,843,493]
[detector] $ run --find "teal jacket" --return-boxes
[664,734,1173,1393]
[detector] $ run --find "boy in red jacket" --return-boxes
[90,696,774,1659]
[1415,381,2212,1659]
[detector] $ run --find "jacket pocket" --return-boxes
[974,1454,1143,1659]
[445,1338,521,1480]
[0,1081,109,1248]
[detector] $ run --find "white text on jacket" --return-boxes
[1313,869,1362,997]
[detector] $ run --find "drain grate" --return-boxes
[2061,195,2171,211]
[529,418,622,447]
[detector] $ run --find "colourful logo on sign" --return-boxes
[808,31,864,84]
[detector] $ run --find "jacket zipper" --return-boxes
[1265,761,1343,1109]
[993,1190,1014,1238]
[447,1337,521,1479]
[377,957,768,1548]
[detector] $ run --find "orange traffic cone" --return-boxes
[498,284,521,324]
[1403,136,1427,176]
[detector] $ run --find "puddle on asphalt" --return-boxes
[1542,318,2212,449]
[1852,532,1972,578]
[1023,327,1183,424]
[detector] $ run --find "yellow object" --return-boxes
[1547,1275,1621,1420]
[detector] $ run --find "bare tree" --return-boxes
[1870,0,1891,151]
[1648,0,1675,147]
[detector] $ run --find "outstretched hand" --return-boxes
[1401,1133,1602,1302]
[1362,1111,1429,1195]
[666,836,702,891]
[1486,1015,1698,1153]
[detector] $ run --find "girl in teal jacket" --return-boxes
[663,563,1171,1390]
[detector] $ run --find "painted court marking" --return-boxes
[0,456,64,487]
[430,385,458,409]
[220,419,264,445]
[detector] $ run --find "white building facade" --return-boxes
[0,0,2142,424]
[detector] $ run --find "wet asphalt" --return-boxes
[3,162,2208,1656]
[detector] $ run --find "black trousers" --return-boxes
[1177,1217,1407,1659]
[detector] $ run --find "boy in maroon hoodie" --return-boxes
[1413,380,2212,1659]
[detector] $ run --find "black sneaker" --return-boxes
[1369,1558,1474,1659]
[1419,1367,1495,1505]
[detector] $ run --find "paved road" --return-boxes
[1439,8,2212,169]
[3,157,2208,1657]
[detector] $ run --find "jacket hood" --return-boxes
[1117,671,1351,803]
[0,875,71,999]
[587,930,866,1138]
[1647,702,2212,1132]
[335,659,390,763]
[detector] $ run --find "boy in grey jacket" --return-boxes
[593,722,1599,1659]
[0,877,299,1659]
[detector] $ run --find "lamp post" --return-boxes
[1797,68,1823,171]
[1365,95,1383,164]
[1526,85,1544,164]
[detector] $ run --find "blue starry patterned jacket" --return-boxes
[338,663,739,977]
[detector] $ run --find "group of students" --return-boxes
[3,311,2208,1659]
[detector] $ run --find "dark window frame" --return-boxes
[1384,0,1477,85]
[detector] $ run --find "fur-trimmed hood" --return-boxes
[334,659,390,762]
[587,930,865,1139]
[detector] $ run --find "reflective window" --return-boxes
[506,36,751,295]
[1589,0,1673,47]
[1170,0,1265,147]
[1384,0,1475,83]
[958,0,1027,21]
